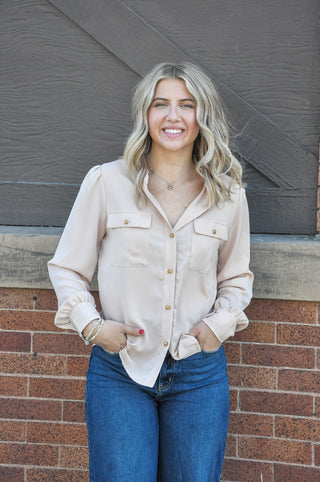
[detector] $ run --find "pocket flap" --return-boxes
[194,219,228,240]
[107,212,152,229]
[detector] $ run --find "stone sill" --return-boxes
[0,226,319,301]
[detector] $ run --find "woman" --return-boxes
[48,62,253,481]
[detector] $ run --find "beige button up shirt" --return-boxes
[48,160,253,387]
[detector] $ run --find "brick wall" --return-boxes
[0,288,319,481]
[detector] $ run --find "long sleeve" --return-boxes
[48,165,107,334]
[202,187,253,342]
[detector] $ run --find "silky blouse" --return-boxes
[48,159,253,387]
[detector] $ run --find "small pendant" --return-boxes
[167,184,173,190]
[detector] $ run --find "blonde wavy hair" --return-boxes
[123,62,243,207]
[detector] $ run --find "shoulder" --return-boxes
[81,159,130,187]
[100,158,129,177]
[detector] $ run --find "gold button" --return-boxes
[124,219,129,225]
[167,269,173,274]
[169,233,175,238]
[165,305,171,310]
[212,229,216,235]
[163,341,168,347]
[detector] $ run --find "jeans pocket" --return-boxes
[200,344,222,356]
[104,349,120,357]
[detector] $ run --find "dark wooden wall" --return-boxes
[0,0,319,233]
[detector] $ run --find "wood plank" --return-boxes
[0,184,79,226]
[48,0,318,189]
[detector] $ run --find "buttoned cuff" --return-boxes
[202,298,249,343]
[54,291,100,334]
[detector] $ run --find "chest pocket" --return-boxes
[189,219,228,273]
[106,212,151,267]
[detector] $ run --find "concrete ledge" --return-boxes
[0,227,319,301]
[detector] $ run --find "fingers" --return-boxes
[122,325,145,337]
[188,323,201,338]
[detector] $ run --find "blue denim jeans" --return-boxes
[85,345,229,482]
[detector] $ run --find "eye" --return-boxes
[180,103,194,109]
[153,102,167,108]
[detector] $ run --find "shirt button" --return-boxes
[169,233,175,238]
[163,341,168,347]
[165,305,171,310]
[124,219,129,225]
[167,269,173,274]
[212,229,216,235]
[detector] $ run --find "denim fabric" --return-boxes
[85,345,229,482]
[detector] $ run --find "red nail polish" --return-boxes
[139,329,144,335]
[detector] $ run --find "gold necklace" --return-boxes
[148,162,193,190]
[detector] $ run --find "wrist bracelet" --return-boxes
[89,318,105,343]
[81,317,101,346]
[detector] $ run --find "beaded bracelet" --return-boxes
[89,318,105,343]
[81,317,103,346]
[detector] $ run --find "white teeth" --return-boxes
[164,129,182,134]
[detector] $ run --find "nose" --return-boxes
[167,104,180,121]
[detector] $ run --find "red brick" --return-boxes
[229,389,238,411]
[274,463,320,481]
[59,446,89,470]
[224,342,241,364]
[0,375,27,396]
[0,288,34,310]
[29,377,86,400]
[0,331,31,352]
[0,420,26,441]
[240,390,313,416]
[316,397,320,417]
[245,299,318,324]
[315,444,320,466]
[231,321,275,343]
[278,369,320,393]
[0,466,24,482]
[238,436,312,464]
[0,442,58,466]
[0,353,66,376]
[33,289,58,310]
[0,310,57,332]
[26,468,89,482]
[222,459,273,482]
[229,413,273,437]
[225,435,236,457]
[242,344,315,369]
[275,416,320,441]
[27,421,87,445]
[33,333,91,355]
[67,356,90,376]
[63,401,86,423]
[228,365,277,389]
[277,323,320,347]
[0,398,62,421]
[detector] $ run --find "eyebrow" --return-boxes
[152,97,196,103]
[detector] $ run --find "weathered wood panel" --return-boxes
[0,0,138,184]
[0,0,319,233]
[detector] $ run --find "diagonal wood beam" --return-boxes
[48,0,317,189]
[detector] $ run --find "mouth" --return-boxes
[162,128,184,136]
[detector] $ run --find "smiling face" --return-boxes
[147,78,199,160]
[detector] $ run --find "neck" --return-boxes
[149,149,194,177]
